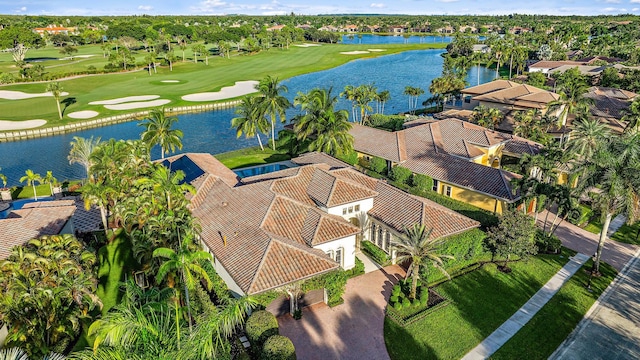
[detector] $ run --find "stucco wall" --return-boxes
[313,234,357,270]
[327,198,374,220]
[212,256,245,298]
[435,180,505,214]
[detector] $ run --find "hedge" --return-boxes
[261,335,296,360]
[361,240,391,266]
[389,166,413,185]
[411,173,433,190]
[302,270,347,307]
[201,260,231,302]
[246,310,279,349]
[425,228,490,284]
[369,156,387,174]
[346,256,365,278]
[335,150,359,166]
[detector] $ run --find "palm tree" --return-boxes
[0,167,7,189]
[192,44,207,64]
[140,107,184,159]
[232,96,269,151]
[153,235,214,331]
[378,90,391,115]
[471,105,503,130]
[293,88,354,156]
[354,211,370,251]
[45,82,63,120]
[354,84,376,123]
[621,97,640,133]
[548,69,592,128]
[81,181,113,236]
[138,166,195,211]
[575,132,640,275]
[42,171,57,197]
[68,136,101,181]
[340,85,358,122]
[20,170,42,201]
[568,118,610,159]
[403,86,424,114]
[392,224,453,301]
[255,76,291,150]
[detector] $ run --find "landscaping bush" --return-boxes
[402,298,411,308]
[346,257,365,278]
[409,188,499,228]
[411,173,433,191]
[261,335,296,360]
[361,240,391,266]
[535,230,562,254]
[435,228,488,272]
[389,166,413,185]
[369,114,405,131]
[246,311,279,349]
[369,156,387,174]
[335,150,359,166]
[568,204,594,226]
[302,270,347,307]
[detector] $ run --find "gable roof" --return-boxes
[0,200,76,260]
[472,83,560,109]
[350,124,407,163]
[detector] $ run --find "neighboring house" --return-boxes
[318,25,339,32]
[472,44,491,53]
[582,86,638,135]
[349,118,543,214]
[452,80,560,114]
[162,152,479,298]
[528,61,588,74]
[509,26,531,34]
[266,25,286,32]
[33,25,78,36]
[389,26,407,34]
[343,25,358,33]
[296,24,312,30]
[437,26,455,34]
[0,200,76,260]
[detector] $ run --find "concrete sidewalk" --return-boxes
[462,253,590,360]
[550,249,640,360]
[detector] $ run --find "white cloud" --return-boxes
[436,0,460,3]
[16,6,27,12]
[605,0,621,3]
[634,7,640,10]
[370,3,385,8]
[138,5,153,11]
[631,0,640,3]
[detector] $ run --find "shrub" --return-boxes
[345,256,364,278]
[411,173,433,190]
[335,150,358,166]
[261,335,296,360]
[535,230,562,254]
[361,240,391,266]
[392,284,401,296]
[409,187,499,228]
[246,311,279,349]
[394,301,403,310]
[568,204,594,226]
[390,295,399,304]
[402,298,411,307]
[368,156,387,174]
[389,166,413,185]
[302,270,347,307]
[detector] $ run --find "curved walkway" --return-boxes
[461,253,590,360]
[278,265,405,360]
[550,249,640,360]
[537,211,638,271]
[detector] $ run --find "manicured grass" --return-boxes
[583,219,603,235]
[96,230,137,315]
[611,221,640,245]
[215,146,291,169]
[491,259,616,360]
[384,249,574,360]
[0,42,445,125]
[12,184,54,199]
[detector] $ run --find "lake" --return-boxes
[340,34,485,45]
[0,49,495,185]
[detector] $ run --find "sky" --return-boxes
[2,0,640,16]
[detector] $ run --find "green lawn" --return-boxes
[215,146,291,169]
[0,42,445,126]
[384,249,574,360]
[583,219,603,235]
[96,230,137,315]
[611,221,640,245]
[491,259,616,360]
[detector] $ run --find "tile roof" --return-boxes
[584,86,638,120]
[461,80,520,96]
[473,84,559,109]
[349,118,539,201]
[291,152,351,170]
[528,60,586,70]
[350,124,407,162]
[0,200,76,260]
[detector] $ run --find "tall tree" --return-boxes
[140,107,184,159]
[392,224,453,301]
[232,96,269,151]
[45,82,64,120]
[42,171,57,197]
[567,118,610,159]
[548,68,592,127]
[621,97,640,133]
[575,132,640,275]
[255,76,291,150]
[486,210,538,270]
[19,169,42,201]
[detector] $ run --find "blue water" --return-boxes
[0,197,54,219]
[0,49,494,186]
[340,34,485,45]
[234,163,291,178]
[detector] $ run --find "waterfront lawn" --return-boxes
[384,249,573,360]
[215,146,291,169]
[0,42,444,125]
[12,184,55,199]
[491,259,616,360]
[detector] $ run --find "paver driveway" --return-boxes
[279,265,406,360]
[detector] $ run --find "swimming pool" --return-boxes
[234,163,292,178]
[0,197,54,219]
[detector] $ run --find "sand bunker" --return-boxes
[161,80,180,83]
[60,54,95,60]
[0,90,70,100]
[368,49,386,52]
[182,80,259,102]
[294,43,322,47]
[89,95,160,105]
[68,110,99,119]
[340,51,370,55]
[0,120,47,131]
[104,99,170,110]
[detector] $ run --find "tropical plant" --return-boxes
[68,136,102,181]
[403,86,425,114]
[377,90,391,114]
[255,76,291,150]
[548,68,593,127]
[19,169,42,201]
[292,88,354,156]
[392,224,453,301]
[486,209,538,269]
[140,107,184,159]
[0,167,7,188]
[232,96,269,151]
[621,97,640,133]
[567,118,611,159]
[45,82,63,120]
[0,235,101,358]
[42,171,57,196]
[575,132,640,275]
[471,105,503,130]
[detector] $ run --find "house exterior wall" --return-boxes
[435,180,505,214]
[313,235,357,270]
[60,218,74,235]
[327,198,375,220]
[212,256,245,297]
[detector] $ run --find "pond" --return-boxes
[0,49,495,186]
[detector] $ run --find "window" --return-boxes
[377,227,384,248]
[432,179,439,192]
[445,186,452,197]
[335,248,343,267]
[384,232,391,253]
[348,206,354,214]
[326,250,334,259]
[354,204,360,212]
[342,208,347,215]
[370,223,376,242]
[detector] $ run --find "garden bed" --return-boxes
[386,289,449,327]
